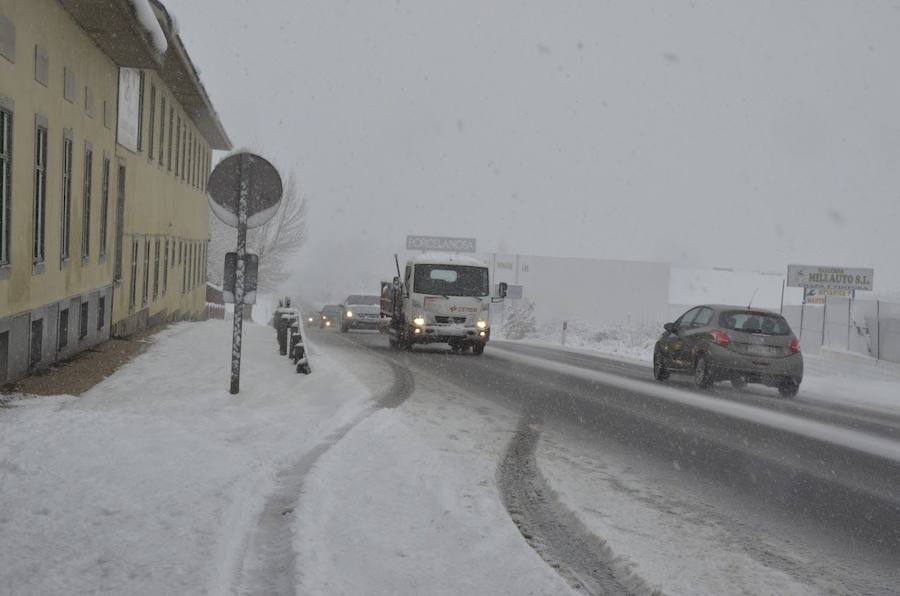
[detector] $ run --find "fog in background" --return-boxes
[167,0,900,304]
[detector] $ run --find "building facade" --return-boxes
[0,0,230,383]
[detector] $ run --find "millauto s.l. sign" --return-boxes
[406,235,477,253]
[787,265,874,291]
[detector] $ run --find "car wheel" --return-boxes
[653,347,669,381]
[778,379,799,398]
[449,342,462,353]
[389,336,399,349]
[694,355,713,389]
[730,376,747,390]
[341,324,349,333]
[472,343,485,355]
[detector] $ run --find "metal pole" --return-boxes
[230,154,249,394]
[821,294,828,347]
[779,279,785,314]
[798,290,806,342]
[876,300,881,360]
[847,293,852,352]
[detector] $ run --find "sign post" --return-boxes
[208,152,283,394]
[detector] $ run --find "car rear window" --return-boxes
[345,295,379,305]
[719,311,792,336]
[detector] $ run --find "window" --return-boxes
[153,237,160,300]
[167,107,174,171]
[0,330,8,385]
[183,242,188,293]
[163,238,169,294]
[158,96,166,165]
[79,301,88,340]
[58,308,68,349]
[99,157,110,257]
[136,71,145,151]
[148,83,156,160]
[34,45,49,86]
[719,311,793,336]
[142,237,150,306]
[0,105,10,265]
[675,307,701,329]
[29,319,42,369]
[61,133,73,261]
[113,165,126,281]
[186,130,192,186]
[33,122,47,264]
[181,124,187,181]
[81,144,92,260]
[129,237,138,308]
[97,296,105,330]
[174,115,181,177]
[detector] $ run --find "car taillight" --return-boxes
[790,338,801,353]
[710,329,730,347]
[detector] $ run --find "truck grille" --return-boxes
[434,316,467,324]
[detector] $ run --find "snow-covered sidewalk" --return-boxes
[0,320,372,594]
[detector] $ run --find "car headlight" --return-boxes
[345,310,353,318]
[307,317,314,322]
[413,316,426,327]
[325,320,331,326]
[476,320,487,329]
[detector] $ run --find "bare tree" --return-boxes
[207,171,307,292]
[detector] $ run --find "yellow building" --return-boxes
[0,0,231,383]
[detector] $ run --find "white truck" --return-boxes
[380,253,507,354]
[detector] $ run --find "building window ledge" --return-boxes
[60,258,70,271]
[0,264,9,281]
[32,261,45,276]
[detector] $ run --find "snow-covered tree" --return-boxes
[503,299,537,340]
[208,172,307,292]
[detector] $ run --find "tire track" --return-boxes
[498,413,661,596]
[232,346,414,595]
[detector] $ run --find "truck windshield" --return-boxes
[345,295,379,306]
[413,265,489,297]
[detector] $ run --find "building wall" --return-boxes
[0,0,214,383]
[485,253,671,328]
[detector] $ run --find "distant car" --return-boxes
[320,305,342,329]
[341,294,381,332]
[653,305,803,397]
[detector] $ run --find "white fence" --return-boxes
[783,298,900,364]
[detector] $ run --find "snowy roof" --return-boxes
[406,253,489,268]
[58,0,231,150]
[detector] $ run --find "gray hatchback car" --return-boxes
[653,305,803,397]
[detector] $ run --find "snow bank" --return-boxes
[0,321,372,594]
[508,319,660,363]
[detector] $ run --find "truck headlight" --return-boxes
[476,320,487,329]
[345,310,353,318]
[413,316,426,327]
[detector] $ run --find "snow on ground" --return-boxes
[0,320,372,595]
[294,364,577,596]
[505,321,900,414]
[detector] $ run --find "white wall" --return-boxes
[484,253,670,327]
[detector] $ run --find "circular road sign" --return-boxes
[208,152,283,228]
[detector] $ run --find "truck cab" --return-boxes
[383,254,506,354]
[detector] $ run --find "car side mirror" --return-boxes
[664,322,676,333]
[498,282,508,298]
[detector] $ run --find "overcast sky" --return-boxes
[166,0,900,301]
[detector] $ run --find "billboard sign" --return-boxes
[505,284,524,299]
[406,235,476,253]
[117,68,142,152]
[803,287,851,305]
[787,265,873,291]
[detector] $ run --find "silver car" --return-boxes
[653,305,803,397]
